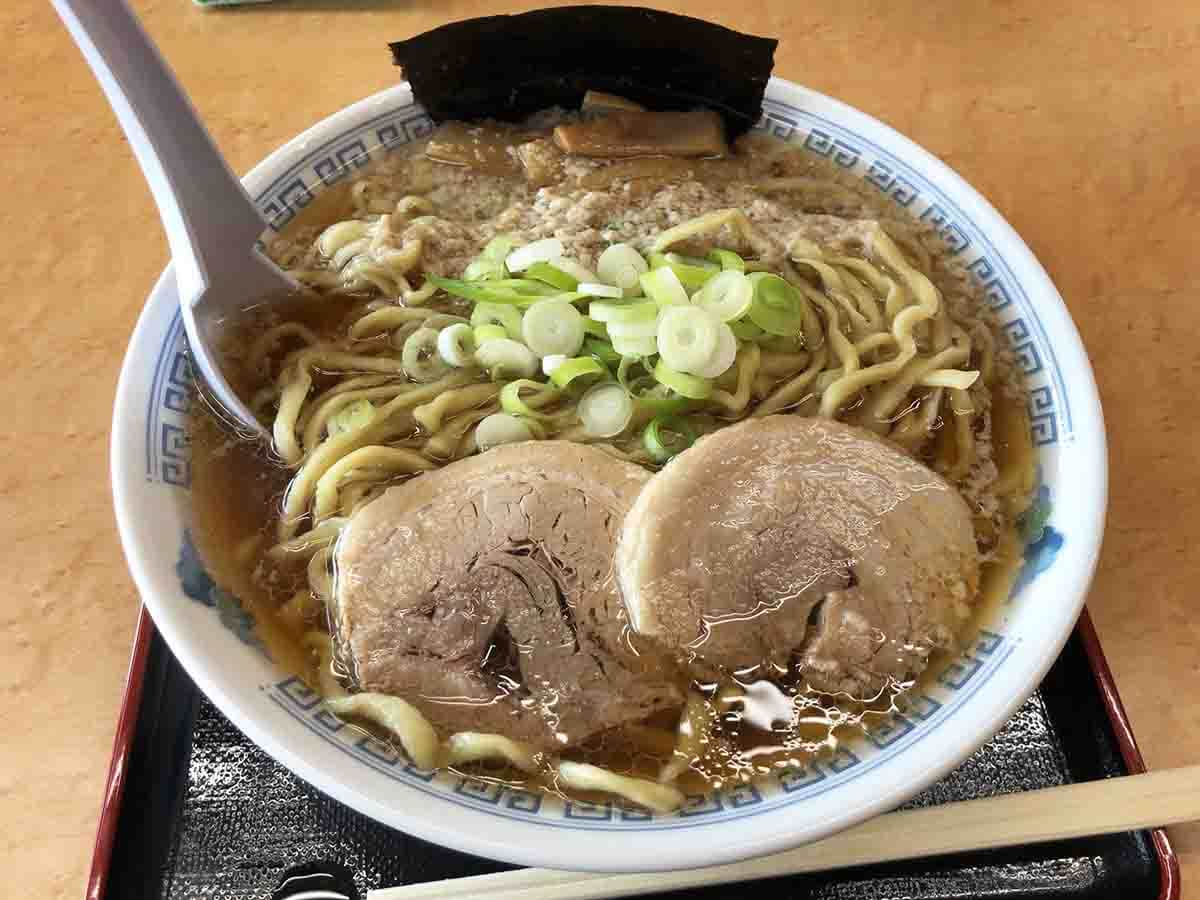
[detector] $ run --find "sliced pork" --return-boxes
[617,416,979,698]
[334,441,683,750]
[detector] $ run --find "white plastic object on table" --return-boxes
[50,0,295,442]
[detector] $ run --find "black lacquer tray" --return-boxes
[87,608,1178,900]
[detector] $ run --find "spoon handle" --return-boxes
[51,0,268,306]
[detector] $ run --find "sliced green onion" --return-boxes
[475,338,538,380]
[476,413,534,451]
[482,234,520,263]
[747,272,806,336]
[506,238,565,272]
[542,354,568,377]
[617,354,648,390]
[643,415,697,462]
[581,316,608,339]
[525,261,579,291]
[656,306,720,374]
[653,359,713,399]
[522,300,586,357]
[549,256,600,285]
[327,398,375,436]
[635,383,693,415]
[647,252,717,292]
[473,323,508,345]
[620,359,692,414]
[578,282,624,299]
[430,275,555,305]
[639,266,690,307]
[402,327,451,383]
[515,290,587,309]
[612,334,659,357]
[471,302,524,340]
[693,270,753,322]
[589,298,659,324]
[578,383,634,437]
[606,316,659,339]
[463,257,506,281]
[583,338,621,368]
[549,356,605,388]
[667,252,719,270]
[690,322,738,379]
[436,322,476,367]
[729,319,766,341]
[597,243,649,293]
[487,279,560,294]
[501,379,562,421]
[707,249,746,272]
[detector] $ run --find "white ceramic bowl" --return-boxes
[111,78,1107,873]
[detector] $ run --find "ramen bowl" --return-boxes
[110,78,1106,872]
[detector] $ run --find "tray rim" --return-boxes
[83,606,1180,900]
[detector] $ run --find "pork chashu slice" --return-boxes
[335,441,683,750]
[617,416,979,699]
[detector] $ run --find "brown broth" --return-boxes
[186,124,1038,806]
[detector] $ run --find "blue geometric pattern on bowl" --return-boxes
[1015,481,1063,597]
[268,630,1010,832]
[177,529,265,654]
[148,95,1067,828]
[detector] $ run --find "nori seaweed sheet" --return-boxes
[390,6,777,138]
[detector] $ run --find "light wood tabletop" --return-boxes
[4,1,1197,897]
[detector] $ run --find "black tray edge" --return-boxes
[1075,608,1180,900]
[87,608,154,900]
[84,606,1181,900]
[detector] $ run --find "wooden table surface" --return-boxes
[4,1,1198,897]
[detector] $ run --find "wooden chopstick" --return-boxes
[368,764,1200,900]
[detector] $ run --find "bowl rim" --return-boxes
[110,76,1108,872]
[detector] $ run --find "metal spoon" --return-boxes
[52,0,295,443]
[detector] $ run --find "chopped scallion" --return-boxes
[472,323,508,345]
[463,257,506,281]
[578,383,634,437]
[402,327,451,383]
[578,282,624,299]
[656,306,720,374]
[482,234,520,263]
[746,272,806,336]
[525,261,580,291]
[612,334,659,357]
[653,359,714,399]
[471,302,524,340]
[549,356,606,388]
[500,379,562,421]
[521,299,586,357]
[589,298,659,324]
[429,275,556,305]
[436,323,476,367]
[692,270,753,322]
[643,415,697,462]
[647,252,717,292]
[583,338,621,368]
[506,238,565,272]
[581,316,609,339]
[475,338,538,380]
[707,249,747,272]
[597,243,650,294]
[475,412,534,450]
